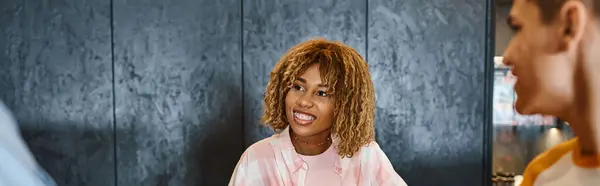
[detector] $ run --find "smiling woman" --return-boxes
[228,38,407,186]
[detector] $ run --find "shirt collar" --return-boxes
[572,138,600,168]
[277,126,344,175]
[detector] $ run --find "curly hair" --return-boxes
[260,38,375,158]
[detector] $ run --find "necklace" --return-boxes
[292,133,331,146]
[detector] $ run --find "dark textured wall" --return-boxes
[112,0,242,185]
[0,0,491,186]
[0,1,115,186]
[368,1,487,185]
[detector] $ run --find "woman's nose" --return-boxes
[295,95,314,108]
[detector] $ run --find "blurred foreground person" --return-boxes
[229,38,407,186]
[503,0,600,185]
[0,101,56,186]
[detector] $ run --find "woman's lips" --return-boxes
[293,110,316,125]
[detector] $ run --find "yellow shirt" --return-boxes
[520,138,600,186]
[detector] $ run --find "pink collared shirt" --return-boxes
[228,127,408,186]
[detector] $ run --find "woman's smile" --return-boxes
[292,109,317,125]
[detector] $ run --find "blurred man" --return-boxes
[0,101,56,186]
[503,0,600,185]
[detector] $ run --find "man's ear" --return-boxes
[557,1,588,51]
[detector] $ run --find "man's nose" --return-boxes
[502,39,517,67]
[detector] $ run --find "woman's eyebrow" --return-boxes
[296,77,327,87]
[296,78,307,83]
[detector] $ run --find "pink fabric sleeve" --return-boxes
[373,145,408,186]
[228,152,248,186]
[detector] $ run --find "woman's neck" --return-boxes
[290,129,332,156]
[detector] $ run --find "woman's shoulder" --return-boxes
[358,141,384,153]
[348,141,391,163]
[239,135,281,162]
[337,141,385,162]
[245,137,275,152]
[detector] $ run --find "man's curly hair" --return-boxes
[261,38,375,158]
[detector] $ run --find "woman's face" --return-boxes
[285,63,335,138]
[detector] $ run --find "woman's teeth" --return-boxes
[294,112,315,121]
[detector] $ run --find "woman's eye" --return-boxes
[317,91,328,97]
[292,85,304,91]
